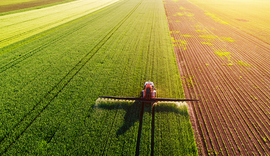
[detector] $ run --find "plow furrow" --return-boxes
[164,0,270,155]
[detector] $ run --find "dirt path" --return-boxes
[163,0,270,155]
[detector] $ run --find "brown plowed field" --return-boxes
[163,0,270,155]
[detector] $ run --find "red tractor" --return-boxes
[100,81,198,103]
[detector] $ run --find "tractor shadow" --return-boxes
[94,100,188,135]
[94,100,143,136]
[93,99,189,155]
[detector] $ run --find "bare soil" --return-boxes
[164,0,270,155]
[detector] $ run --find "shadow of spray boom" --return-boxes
[93,98,190,156]
[93,99,189,136]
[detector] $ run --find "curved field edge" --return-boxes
[0,0,78,15]
[0,0,120,49]
[0,0,116,58]
[0,0,197,154]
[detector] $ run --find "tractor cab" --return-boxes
[143,81,155,90]
[100,80,198,103]
[141,81,156,100]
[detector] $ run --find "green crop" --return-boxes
[0,0,197,154]
[154,102,198,155]
[0,0,120,49]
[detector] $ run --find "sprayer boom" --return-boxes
[99,81,198,103]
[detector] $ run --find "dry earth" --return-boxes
[164,0,270,155]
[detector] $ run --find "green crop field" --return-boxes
[0,0,119,49]
[0,0,198,155]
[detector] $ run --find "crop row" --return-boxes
[0,0,197,155]
[164,0,270,155]
[0,1,134,150]
[0,0,143,154]
[0,0,119,49]
[154,102,198,155]
[188,0,270,45]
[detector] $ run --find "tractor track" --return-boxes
[0,4,123,148]
[39,20,129,147]
[0,0,119,48]
[0,0,143,153]
[97,2,147,152]
[0,2,117,73]
[87,0,158,153]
